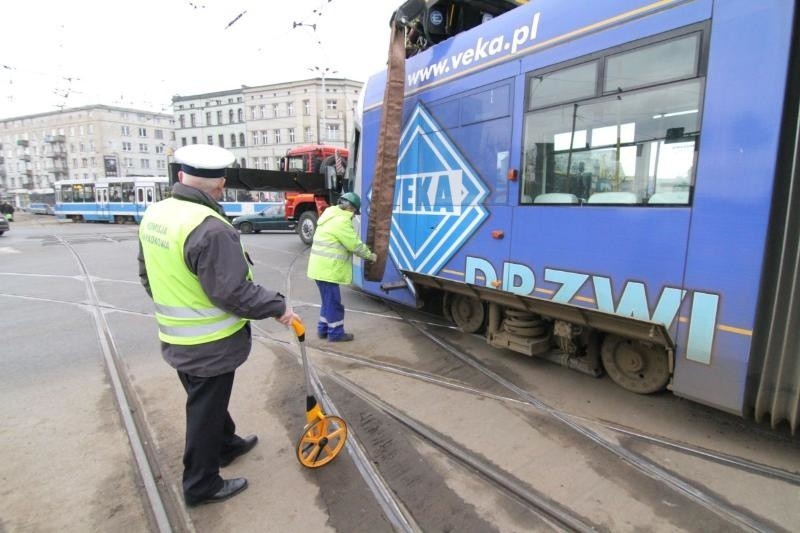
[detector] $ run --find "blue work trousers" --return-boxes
[315,280,345,340]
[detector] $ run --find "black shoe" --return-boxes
[329,333,354,342]
[186,478,248,507]
[220,434,259,467]
[317,332,328,339]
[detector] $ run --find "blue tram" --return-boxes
[55,177,282,222]
[55,177,170,223]
[352,0,800,431]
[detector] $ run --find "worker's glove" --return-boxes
[368,253,377,262]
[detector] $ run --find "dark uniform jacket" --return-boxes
[138,183,286,376]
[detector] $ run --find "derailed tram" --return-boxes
[350,0,800,432]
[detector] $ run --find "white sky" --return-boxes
[0,0,399,119]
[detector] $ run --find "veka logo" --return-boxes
[390,103,488,275]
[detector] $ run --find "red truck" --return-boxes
[280,145,349,245]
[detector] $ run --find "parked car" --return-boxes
[28,203,55,215]
[232,203,294,234]
[0,215,9,235]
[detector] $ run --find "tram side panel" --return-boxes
[673,0,798,414]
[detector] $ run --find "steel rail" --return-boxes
[58,237,181,533]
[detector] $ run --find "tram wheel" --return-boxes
[601,335,670,394]
[448,293,486,333]
[296,415,348,468]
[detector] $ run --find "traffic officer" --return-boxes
[137,144,299,507]
[307,192,376,341]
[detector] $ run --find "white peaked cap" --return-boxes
[174,144,235,178]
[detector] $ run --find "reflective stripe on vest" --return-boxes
[140,197,251,345]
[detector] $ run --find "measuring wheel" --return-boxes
[296,415,348,468]
[601,334,670,394]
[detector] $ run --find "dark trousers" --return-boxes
[315,280,345,339]
[177,370,245,501]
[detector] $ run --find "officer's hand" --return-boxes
[368,253,377,263]
[276,308,300,326]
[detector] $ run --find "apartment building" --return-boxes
[172,89,249,167]
[0,105,176,203]
[244,78,361,170]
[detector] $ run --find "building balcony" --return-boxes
[17,139,29,147]
[46,152,66,160]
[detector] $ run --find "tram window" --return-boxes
[521,79,701,205]
[61,185,74,202]
[84,184,95,202]
[528,61,598,110]
[462,84,510,125]
[136,189,144,202]
[604,33,699,93]
[72,185,85,203]
[109,184,122,202]
[122,182,135,202]
[146,189,153,202]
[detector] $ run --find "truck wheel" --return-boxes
[298,211,318,245]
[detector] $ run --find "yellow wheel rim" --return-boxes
[296,415,348,468]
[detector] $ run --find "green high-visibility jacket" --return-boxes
[307,205,373,285]
[139,198,252,345]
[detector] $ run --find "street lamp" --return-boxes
[309,66,337,144]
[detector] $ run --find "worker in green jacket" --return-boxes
[307,192,376,341]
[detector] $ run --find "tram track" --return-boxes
[57,236,189,533]
[263,336,800,488]
[248,235,791,531]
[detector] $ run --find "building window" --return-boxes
[139,143,148,152]
[190,114,196,127]
[326,124,340,141]
[252,131,259,146]
[141,159,150,169]
[272,103,279,117]
[179,115,185,128]
[261,130,268,144]
[88,125,94,134]
[259,105,265,118]
[207,135,213,145]
[155,129,164,140]
[81,158,88,168]
[326,99,337,110]
[253,158,260,169]
[287,102,295,116]
[79,143,85,152]
[217,110,223,124]
[237,109,244,122]
[139,127,147,137]
[273,129,281,144]
[121,125,131,136]
[229,109,234,124]
[181,137,187,146]
[230,134,237,148]
[122,142,132,152]
[155,144,165,154]
[239,133,245,147]
[157,160,166,170]
[288,128,295,143]
[303,100,311,116]
[250,106,257,120]
[191,136,198,144]
[240,157,245,167]
[218,134,224,147]
[304,127,313,142]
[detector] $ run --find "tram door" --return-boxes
[96,186,110,220]
[135,185,155,221]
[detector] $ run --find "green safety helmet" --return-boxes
[339,192,362,214]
